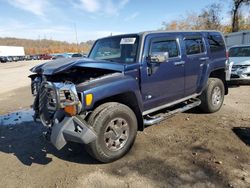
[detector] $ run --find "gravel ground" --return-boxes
[0,61,250,188]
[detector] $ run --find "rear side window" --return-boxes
[229,46,250,57]
[185,37,205,55]
[150,40,179,58]
[208,34,225,53]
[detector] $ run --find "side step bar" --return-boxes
[143,98,201,126]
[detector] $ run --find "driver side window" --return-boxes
[150,40,179,58]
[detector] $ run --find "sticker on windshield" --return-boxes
[120,38,136,44]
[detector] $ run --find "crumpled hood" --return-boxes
[229,57,250,66]
[30,57,125,75]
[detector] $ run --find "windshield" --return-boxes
[89,35,139,64]
[229,46,250,57]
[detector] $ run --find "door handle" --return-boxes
[174,61,185,66]
[199,57,209,61]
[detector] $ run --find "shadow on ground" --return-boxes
[233,127,250,146]
[107,155,227,187]
[0,122,99,166]
[0,122,231,187]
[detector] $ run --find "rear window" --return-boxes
[208,34,225,53]
[185,37,205,55]
[229,46,250,57]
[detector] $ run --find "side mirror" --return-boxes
[148,52,169,63]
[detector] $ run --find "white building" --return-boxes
[224,30,250,47]
[0,46,25,56]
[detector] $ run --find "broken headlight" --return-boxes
[45,82,82,115]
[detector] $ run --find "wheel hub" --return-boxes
[104,118,129,151]
[212,86,222,106]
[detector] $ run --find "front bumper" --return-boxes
[50,116,97,150]
[30,77,96,149]
[230,72,250,81]
[230,65,250,81]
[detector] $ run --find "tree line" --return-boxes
[162,0,250,32]
[0,37,94,55]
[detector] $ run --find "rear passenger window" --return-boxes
[185,37,205,55]
[208,34,225,53]
[150,40,179,58]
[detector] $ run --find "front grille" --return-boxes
[39,83,56,126]
[31,81,38,95]
[31,77,41,96]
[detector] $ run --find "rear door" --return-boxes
[183,33,208,96]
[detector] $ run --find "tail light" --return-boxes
[226,51,229,60]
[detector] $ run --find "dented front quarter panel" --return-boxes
[76,65,143,112]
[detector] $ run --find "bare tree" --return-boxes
[199,4,222,30]
[231,0,250,32]
[162,13,200,31]
[162,3,222,31]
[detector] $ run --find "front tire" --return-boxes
[199,78,225,113]
[85,102,138,163]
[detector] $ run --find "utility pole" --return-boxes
[38,35,41,54]
[74,23,79,52]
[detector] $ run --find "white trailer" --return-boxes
[224,30,250,47]
[0,46,25,56]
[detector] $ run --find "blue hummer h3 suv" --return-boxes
[30,31,228,162]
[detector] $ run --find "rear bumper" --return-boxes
[50,116,97,150]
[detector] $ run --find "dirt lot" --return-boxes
[0,61,250,188]
[0,60,47,114]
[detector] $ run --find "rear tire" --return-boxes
[85,102,138,163]
[199,78,225,113]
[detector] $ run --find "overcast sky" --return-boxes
[0,0,246,42]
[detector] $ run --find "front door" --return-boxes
[140,34,185,112]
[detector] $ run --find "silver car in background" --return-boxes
[228,45,250,82]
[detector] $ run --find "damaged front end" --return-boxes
[231,64,250,81]
[29,58,125,150]
[30,77,97,150]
